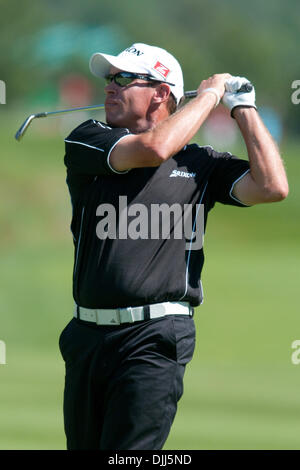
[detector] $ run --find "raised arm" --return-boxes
[109,74,231,171]
[231,108,289,205]
[109,73,289,206]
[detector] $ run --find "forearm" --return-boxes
[110,91,217,171]
[233,107,289,201]
[144,91,217,161]
[109,74,233,172]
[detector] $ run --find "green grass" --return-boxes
[0,348,65,450]
[1,113,300,449]
[166,363,300,449]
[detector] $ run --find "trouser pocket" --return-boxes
[171,316,196,365]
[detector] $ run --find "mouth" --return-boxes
[105,100,119,107]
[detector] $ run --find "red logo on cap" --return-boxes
[154,61,170,78]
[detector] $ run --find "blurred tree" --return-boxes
[1,0,299,133]
[0,0,51,103]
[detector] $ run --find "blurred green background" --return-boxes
[0,0,299,450]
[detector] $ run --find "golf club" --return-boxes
[15,83,253,141]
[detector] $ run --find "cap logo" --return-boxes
[124,47,144,57]
[154,61,170,78]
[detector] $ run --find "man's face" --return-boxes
[104,66,157,131]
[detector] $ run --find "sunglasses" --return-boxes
[105,71,175,88]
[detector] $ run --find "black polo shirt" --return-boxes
[64,119,251,308]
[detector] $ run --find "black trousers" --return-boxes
[59,314,196,450]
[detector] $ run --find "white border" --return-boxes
[64,139,105,152]
[229,169,252,206]
[179,181,208,301]
[74,206,85,276]
[107,133,132,174]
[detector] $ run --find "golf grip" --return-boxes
[184,82,253,99]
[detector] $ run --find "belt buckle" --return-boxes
[118,307,134,324]
[115,309,121,325]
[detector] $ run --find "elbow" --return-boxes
[138,132,174,166]
[154,148,171,165]
[278,183,289,200]
[263,183,289,202]
[147,151,166,167]
[144,143,172,167]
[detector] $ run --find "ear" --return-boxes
[152,83,171,104]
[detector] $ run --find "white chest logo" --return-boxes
[169,169,196,179]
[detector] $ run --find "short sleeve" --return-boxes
[64,119,131,176]
[207,147,251,207]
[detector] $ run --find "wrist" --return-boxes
[199,87,221,108]
[231,105,257,119]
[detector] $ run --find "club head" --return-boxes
[15,114,43,141]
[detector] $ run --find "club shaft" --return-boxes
[44,103,106,116]
[15,104,106,141]
[15,84,253,141]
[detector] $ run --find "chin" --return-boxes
[106,117,121,128]
[106,114,128,129]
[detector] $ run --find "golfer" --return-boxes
[59,43,288,450]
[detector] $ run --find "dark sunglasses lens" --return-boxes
[105,73,138,87]
[105,72,152,87]
[115,75,134,87]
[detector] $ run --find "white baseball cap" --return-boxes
[89,43,184,105]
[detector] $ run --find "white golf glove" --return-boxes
[222,76,256,117]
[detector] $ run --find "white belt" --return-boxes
[74,301,193,325]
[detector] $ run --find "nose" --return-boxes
[104,80,118,95]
